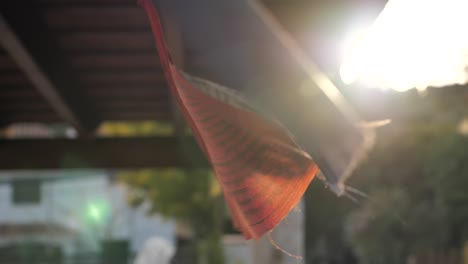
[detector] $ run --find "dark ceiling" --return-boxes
[0,0,387,131]
[1,0,169,131]
[0,0,387,169]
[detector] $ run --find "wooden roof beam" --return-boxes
[0,3,99,134]
[0,137,207,170]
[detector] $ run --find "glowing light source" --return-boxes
[340,0,468,92]
[85,200,110,224]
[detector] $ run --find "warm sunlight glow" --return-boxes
[340,0,468,92]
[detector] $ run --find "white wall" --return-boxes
[0,170,175,254]
[224,235,252,264]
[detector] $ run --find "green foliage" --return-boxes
[119,169,220,223]
[103,120,225,263]
[119,169,225,263]
[344,87,468,263]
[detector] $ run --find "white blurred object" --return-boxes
[134,237,175,264]
[340,0,468,92]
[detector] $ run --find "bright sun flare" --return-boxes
[340,0,468,92]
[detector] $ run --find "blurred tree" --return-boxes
[119,169,225,264]
[344,86,468,264]
[100,121,225,263]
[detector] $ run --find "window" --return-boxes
[12,179,41,204]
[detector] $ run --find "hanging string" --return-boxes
[267,231,303,260]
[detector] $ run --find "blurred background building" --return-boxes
[0,170,175,263]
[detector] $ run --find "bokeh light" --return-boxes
[340,0,468,92]
[85,200,110,225]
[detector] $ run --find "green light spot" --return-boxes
[85,200,110,225]
[89,205,101,220]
